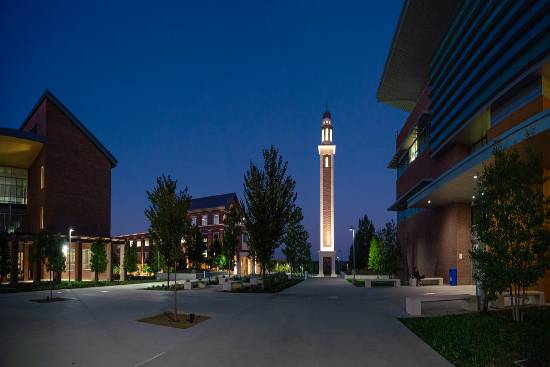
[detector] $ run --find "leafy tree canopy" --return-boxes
[242,145,300,277]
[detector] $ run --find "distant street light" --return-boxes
[349,226,356,283]
[68,227,74,287]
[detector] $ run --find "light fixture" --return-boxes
[427,200,431,204]
[473,175,478,179]
[472,195,475,199]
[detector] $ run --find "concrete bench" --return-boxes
[365,278,400,288]
[221,280,243,291]
[183,279,200,290]
[421,277,444,286]
[491,291,545,308]
[405,294,477,316]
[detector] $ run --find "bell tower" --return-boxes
[318,110,336,276]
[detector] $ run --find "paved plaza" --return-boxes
[0,278,474,366]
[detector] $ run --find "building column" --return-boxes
[106,241,112,281]
[23,243,30,281]
[32,243,42,282]
[236,252,241,275]
[9,238,19,285]
[119,243,125,281]
[75,241,82,281]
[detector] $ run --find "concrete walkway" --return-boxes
[0,278,462,366]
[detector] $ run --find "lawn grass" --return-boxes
[400,307,550,367]
[138,312,210,329]
[0,278,161,293]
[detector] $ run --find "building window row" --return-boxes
[191,213,222,226]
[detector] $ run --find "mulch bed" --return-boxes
[138,312,210,329]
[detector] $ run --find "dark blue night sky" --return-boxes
[0,1,406,259]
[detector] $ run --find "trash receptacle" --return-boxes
[449,267,457,286]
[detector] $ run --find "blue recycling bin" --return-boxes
[449,267,457,286]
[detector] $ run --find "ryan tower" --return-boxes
[318,110,336,276]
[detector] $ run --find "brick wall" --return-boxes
[22,97,113,237]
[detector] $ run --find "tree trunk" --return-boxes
[95,269,99,283]
[50,270,53,300]
[173,260,178,321]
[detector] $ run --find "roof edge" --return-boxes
[20,89,118,167]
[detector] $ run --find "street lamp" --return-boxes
[349,226,355,283]
[68,227,74,287]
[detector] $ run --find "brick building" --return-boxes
[116,193,259,275]
[377,0,550,298]
[1,90,120,283]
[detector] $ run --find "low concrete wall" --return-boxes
[342,273,390,280]
[156,271,226,281]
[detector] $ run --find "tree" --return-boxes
[187,226,206,270]
[209,237,222,269]
[368,236,384,276]
[377,220,401,277]
[221,204,243,274]
[0,233,10,283]
[348,214,375,270]
[148,242,166,273]
[242,145,300,278]
[35,233,64,299]
[145,175,191,321]
[90,238,108,282]
[471,146,550,322]
[124,241,138,276]
[31,233,49,283]
[283,209,312,274]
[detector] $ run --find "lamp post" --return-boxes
[68,227,74,287]
[349,226,355,283]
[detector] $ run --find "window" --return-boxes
[213,214,219,225]
[408,139,418,163]
[324,156,329,168]
[40,165,44,190]
[40,207,44,229]
[321,129,325,141]
[329,129,332,142]
[191,216,197,226]
[82,249,91,270]
[0,167,28,205]
[213,232,219,242]
[136,240,141,247]
[145,239,149,247]
[201,215,208,226]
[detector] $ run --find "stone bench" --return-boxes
[221,280,243,291]
[183,279,207,290]
[365,278,400,288]
[491,291,545,308]
[405,294,477,316]
[421,277,444,286]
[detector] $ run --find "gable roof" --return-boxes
[20,90,118,167]
[190,193,237,211]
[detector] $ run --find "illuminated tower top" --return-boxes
[320,110,333,144]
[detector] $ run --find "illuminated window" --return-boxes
[325,156,329,168]
[40,165,44,189]
[213,214,219,225]
[40,206,44,229]
[145,239,149,247]
[136,240,141,247]
[202,215,208,226]
[82,249,91,270]
[191,216,197,226]
[322,129,325,141]
[409,140,418,162]
[329,129,332,141]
